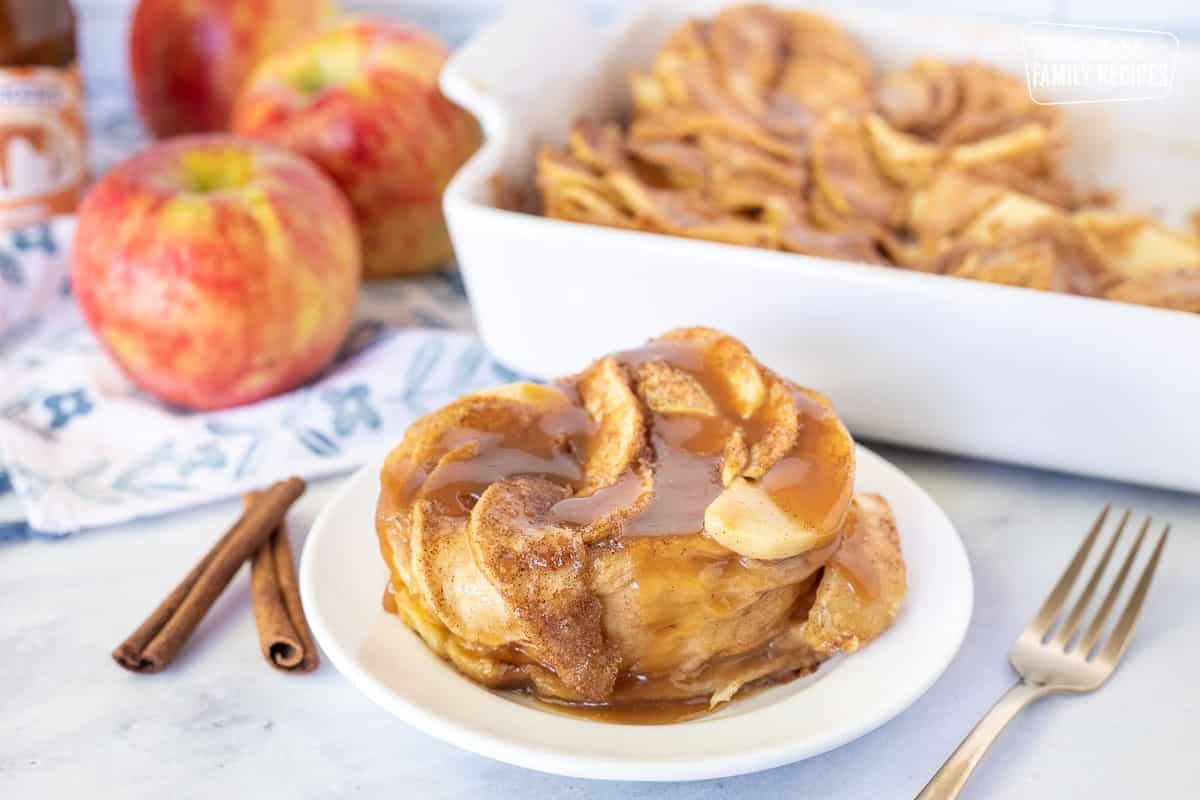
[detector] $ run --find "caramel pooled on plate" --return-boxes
[376,328,905,712]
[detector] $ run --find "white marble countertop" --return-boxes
[2,444,1197,799]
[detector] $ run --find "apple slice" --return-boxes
[702,381,854,561]
[704,477,840,560]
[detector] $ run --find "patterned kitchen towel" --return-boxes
[0,219,510,535]
[0,218,75,348]
[1,312,518,534]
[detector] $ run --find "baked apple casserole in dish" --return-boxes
[535,5,1200,312]
[376,328,905,721]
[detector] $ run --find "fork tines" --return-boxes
[1029,505,1169,665]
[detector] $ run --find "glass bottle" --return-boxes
[0,0,86,229]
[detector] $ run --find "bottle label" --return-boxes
[0,66,86,229]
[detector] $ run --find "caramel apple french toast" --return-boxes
[376,328,906,718]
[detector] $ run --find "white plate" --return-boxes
[300,443,973,782]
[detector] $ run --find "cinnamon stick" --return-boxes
[246,491,320,672]
[113,477,306,673]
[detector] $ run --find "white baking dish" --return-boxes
[441,2,1200,493]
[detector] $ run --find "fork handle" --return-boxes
[915,681,1052,799]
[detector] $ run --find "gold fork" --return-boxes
[916,506,1170,799]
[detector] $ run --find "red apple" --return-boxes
[130,0,337,137]
[72,135,361,411]
[232,18,482,278]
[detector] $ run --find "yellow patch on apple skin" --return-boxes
[369,39,444,85]
[250,24,370,100]
[242,186,286,257]
[103,328,152,374]
[247,19,445,103]
[292,270,327,345]
[180,147,256,193]
[160,196,216,234]
[233,366,277,397]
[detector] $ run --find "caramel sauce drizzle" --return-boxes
[394,386,593,516]
[610,338,848,539]
[547,470,644,525]
[393,337,850,542]
[827,505,883,599]
[381,585,398,614]
[624,415,726,535]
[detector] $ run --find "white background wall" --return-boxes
[72,0,1200,93]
